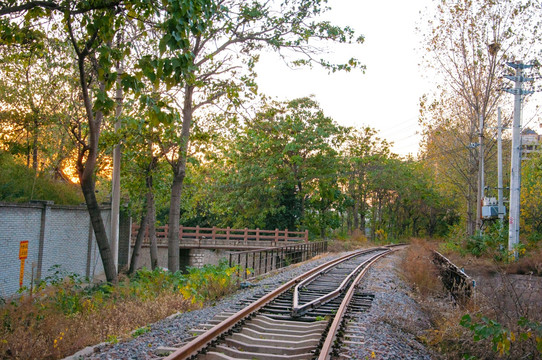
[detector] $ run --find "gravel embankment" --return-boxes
[340,250,437,359]
[72,249,437,360]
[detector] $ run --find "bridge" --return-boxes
[131,224,308,249]
[129,224,316,272]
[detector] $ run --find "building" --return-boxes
[521,128,541,160]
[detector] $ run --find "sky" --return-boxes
[254,0,433,157]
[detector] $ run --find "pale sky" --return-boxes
[255,0,433,157]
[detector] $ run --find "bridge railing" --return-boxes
[229,241,327,279]
[131,224,308,245]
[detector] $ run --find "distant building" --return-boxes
[521,128,541,160]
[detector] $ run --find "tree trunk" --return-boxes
[466,179,476,236]
[353,198,359,230]
[346,207,352,234]
[80,174,117,282]
[167,85,194,272]
[147,173,158,270]
[76,53,117,283]
[32,116,39,171]
[149,203,158,270]
[129,213,148,275]
[359,198,366,232]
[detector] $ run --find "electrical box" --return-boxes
[482,205,499,219]
[481,197,505,219]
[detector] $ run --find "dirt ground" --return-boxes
[461,262,542,323]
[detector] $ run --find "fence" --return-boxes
[433,250,475,303]
[229,241,327,279]
[131,224,308,245]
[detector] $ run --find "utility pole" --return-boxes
[497,108,504,224]
[476,114,484,231]
[505,62,533,259]
[111,36,124,273]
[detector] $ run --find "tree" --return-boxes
[521,152,542,238]
[341,126,391,234]
[158,0,364,271]
[1,0,217,282]
[418,0,540,235]
[189,97,344,235]
[0,35,79,177]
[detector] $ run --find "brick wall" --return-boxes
[0,202,113,298]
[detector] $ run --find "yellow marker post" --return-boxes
[19,241,28,288]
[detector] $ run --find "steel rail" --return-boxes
[291,247,389,317]
[317,248,396,360]
[163,247,379,360]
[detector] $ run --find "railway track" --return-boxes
[159,246,399,360]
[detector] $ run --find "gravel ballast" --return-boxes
[77,248,437,359]
[339,250,437,359]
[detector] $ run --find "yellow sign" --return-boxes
[19,241,28,260]
[19,260,25,288]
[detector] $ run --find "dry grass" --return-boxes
[506,247,542,276]
[400,239,487,358]
[328,230,371,253]
[401,238,542,359]
[1,263,241,359]
[0,290,195,359]
[401,238,443,296]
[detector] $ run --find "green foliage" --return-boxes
[364,156,458,240]
[185,97,346,235]
[178,260,241,303]
[5,262,240,321]
[442,222,511,260]
[132,325,151,337]
[521,152,542,236]
[460,314,542,357]
[0,151,83,204]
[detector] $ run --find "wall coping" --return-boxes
[0,201,111,211]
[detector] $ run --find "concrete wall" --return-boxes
[133,245,232,272]
[0,201,112,298]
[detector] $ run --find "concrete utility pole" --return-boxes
[476,114,484,231]
[111,52,124,272]
[505,62,533,259]
[497,108,505,224]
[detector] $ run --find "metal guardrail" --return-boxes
[228,241,327,279]
[433,250,475,302]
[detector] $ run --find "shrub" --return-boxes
[460,314,542,357]
[179,260,240,303]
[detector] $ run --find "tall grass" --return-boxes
[401,238,443,296]
[0,262,241,359]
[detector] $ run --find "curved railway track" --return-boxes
[161,246,400,360]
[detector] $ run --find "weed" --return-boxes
[0,262,241,359]
[132,325,151,338]
[179,260,241,303]
[107,335,119,344]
